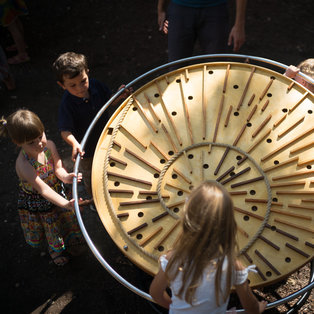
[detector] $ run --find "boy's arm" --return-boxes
[228,0,247,51]
[61,131,84,161]
[47,140,82,184]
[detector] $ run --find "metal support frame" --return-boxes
[72,54,314,312]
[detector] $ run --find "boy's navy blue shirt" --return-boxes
[58,78,112,157]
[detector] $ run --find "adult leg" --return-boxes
[167,2,197,62]
[0,45,15,90]
[197,4,229,54]
[7,17,29,64]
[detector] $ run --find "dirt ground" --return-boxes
[1,1,314,313]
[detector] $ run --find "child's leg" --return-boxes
[18,209,45,248]
[56,206,86,256]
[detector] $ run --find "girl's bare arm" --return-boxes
[16,152,73,210]
[149,268,172,309]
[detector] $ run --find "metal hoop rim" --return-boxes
[72,54,314,310]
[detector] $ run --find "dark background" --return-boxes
[1,1,313,313]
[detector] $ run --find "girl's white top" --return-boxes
[160,255,257,314]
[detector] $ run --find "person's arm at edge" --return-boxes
[228,0,247,51]
[157,0,170,32]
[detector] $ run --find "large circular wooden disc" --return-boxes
[92,62,314,288]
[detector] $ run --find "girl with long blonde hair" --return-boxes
[150,181,267,313]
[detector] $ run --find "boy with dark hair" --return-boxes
[53,52,130,198]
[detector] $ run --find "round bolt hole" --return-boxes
[267,138,272,143]
[176,79,181,83]
[188,96,193,100]
[250,190,256,195]
[274,160,279,165]
[160,159,166,164]
[236,155,242,160]
[132,107,137,111]
[251,206,258,211]
[158,246,164,252]
[154,93,159,98]
[173,207,179,213]
[136,234,143,240]
[172,111,177,116]
[203,164,209,169]
[285,257,291,263]
[243,215,250,221]
[146,196,152,200]
[188,154,194,159]
[272,198,278,202]
[282,108,288,113]
[234,111,239,116]
[110,162,116,167]
[247,122,252,127]
[114,181,120,187]
[233,85,239,89]
[308,110,313,114]
[172,174,178,179]
[267,93,272,97]
[306,165,312,169]
[177,191,183,196]
[271,225,277,231]
[208,70,214,74]
[138,212,144,217]
[154,173,160,178]
[266,271,272,277]
[168,151,174,156]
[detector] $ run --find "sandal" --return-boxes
[50,251,69,266]
[7,54,30,65]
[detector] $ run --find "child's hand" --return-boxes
[117,84,133,100]
[161,19,168,34]
[284,65,299,79]
[72,143,84,161]
[68,198,85,213]
[63,172,82,184]
[259,300,268,312]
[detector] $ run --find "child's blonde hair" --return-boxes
[165,181,237,306]
[52,52,88,83]
[0,109,44,145]
[298,58,314,79]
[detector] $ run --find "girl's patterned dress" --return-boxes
[17,147,84,253]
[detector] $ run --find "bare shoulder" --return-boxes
[234,259,245,271]
[15,150,32,179]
